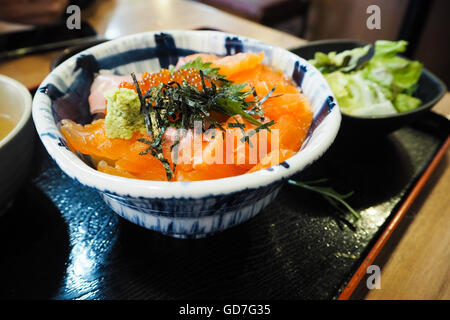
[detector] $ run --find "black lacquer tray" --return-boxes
[1,103,448,299]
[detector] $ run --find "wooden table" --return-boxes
[0,0,448,300]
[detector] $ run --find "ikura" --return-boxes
[119,68,212,92]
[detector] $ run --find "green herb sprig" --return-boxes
[288,179,361,222]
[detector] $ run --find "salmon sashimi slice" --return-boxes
[271,114,311,151]
[252,80,270,98]
[61,119,173,180]
[175,162,247,181]
[227,65,263,90]
[192,115,274,171]
[97,160,137,179]
[261,92,312,121]
[61,119,135,160]
[247,148,296,173]
[212,51,265,78]
[229,65,299,98]
[224,115,274,170]
[116,158,170,181]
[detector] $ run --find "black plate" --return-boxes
[291,40,447,136]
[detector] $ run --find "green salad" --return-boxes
[310,40,423,116]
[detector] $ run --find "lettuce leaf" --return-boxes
[313,40,423,116]
[309,45,371,73]
[394,93,422,113]
[372,40,408,57]
[367,40,423,93]
[326,72,397,116]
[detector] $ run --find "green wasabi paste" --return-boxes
[104,88,147,139]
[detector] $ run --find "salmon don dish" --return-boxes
[60,51,313,181]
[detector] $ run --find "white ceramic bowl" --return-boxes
[32,30,341,238]
[0,74,34,214]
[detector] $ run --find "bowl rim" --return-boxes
[0,74,32,149]
[32,30,341,199]
[293,39,447,120]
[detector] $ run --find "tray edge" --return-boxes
[337,134,450,300]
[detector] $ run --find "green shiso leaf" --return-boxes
[180,56,223,78]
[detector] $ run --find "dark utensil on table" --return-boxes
[0,21,100,61]
[291,39,447,136]
[50,38,109,70]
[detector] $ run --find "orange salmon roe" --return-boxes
[119,68,210,93]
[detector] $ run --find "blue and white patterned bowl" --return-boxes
[32,30,341,238]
